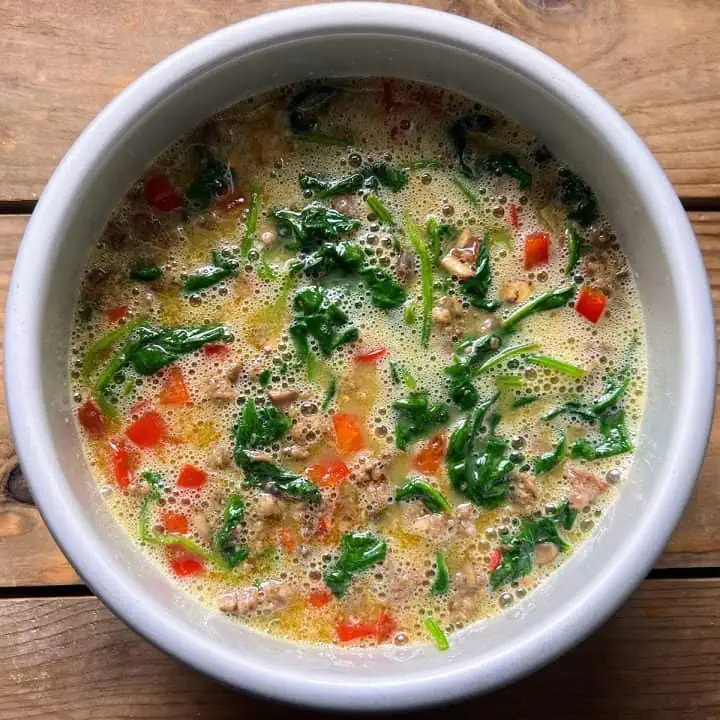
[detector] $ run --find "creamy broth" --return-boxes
[70,79,646,648]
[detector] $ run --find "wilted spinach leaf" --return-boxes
[214,495,249,568]
[393,391,450,450]
[271,203,360,251]
[324,531,387,596]
[558,168,599,228]
[395,478,452,513]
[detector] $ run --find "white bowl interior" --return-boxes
[6,4,714,711]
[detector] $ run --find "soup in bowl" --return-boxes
[5,3,714,711]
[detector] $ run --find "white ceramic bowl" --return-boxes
[4,3,716,711]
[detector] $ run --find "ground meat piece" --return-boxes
[362,482,391,517]
[208,444,232,469]
[440,251,475,279]
[204,375,235,401]
[395,251,417,283]
[535,542,559,566]
[260,580,293,611]
[330,194,364,216]
[448,560,487,622]
[192,512,211,544]
[282,444,310,460]
[432,295,464,327]
[568,467,609,509]
[454,503,478,537]
[289,410,329,447]
[350,452,392,515]
[386,558,425,602]
[581,250,620,296]
[256,493,285,519]
[218,586,260,616]
[509,473,538,510]
[268,388,300,407]
[407,512,451,540]
[500,280,532,304]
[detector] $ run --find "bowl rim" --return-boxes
[4,2,716,711]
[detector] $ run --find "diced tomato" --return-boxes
[108,438,132,490]
[307,456,350,488]
[524,232,550,270]
[332,413,365,455]
[161,511,189,535]
[143,175,182,213]
[166,545,204,577]
[336,609,396,643]
[107,305,129,324]
[412,433,447,475]
[336,619,376,642]
[215,186,247,213]
[125,411,167,449]
[177,464,207,488]
[354,347,387,363]
[575,285,608,324]
[307,588,333,608]
[488,548,503,572]
[375,609,396,642]
[203,343,230,358]
[278,527,298,554]
[159,366,191,407]
[77,399,106,438]
[508,202,520,230]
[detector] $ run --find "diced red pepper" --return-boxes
[203,343,230,358]
[166,545,204,577]
[125,411,167,449]
[143,175,182,213]
[508,202,520,230]
[336,619,376,642]
[162,511,189,535]
[332,413,365,456]
[107,305,129,324]
[108,438,132,490]
[307,456,351,488]
[524,232,550,270]
[77,399,106,438]
[278,527,298,554]
[488,548,503,572]
[159,366,191,407]
[412,433,448,475]
[215,187,247,214]
[354,347,387,363]
[575,285,608,324]
[335,609,396,643]
[177,464,207,489]
[307,588,333,608]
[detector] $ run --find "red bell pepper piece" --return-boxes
[166,545,204,577]
[575,285,608,324]
[161,511,189,535]
[159,366,191,407]
[108,438,132,490]
[524,232,550,270]
[307,588,333,608]
[354,347,387,363]
[508,202,520,230]
[177,464,207,489]
[307,456,350,488]
[278,527,298,554]
[336,609,396,643]
[125,411,167,449]
[203,343,230,358]
[332,413,365,455]
[143,175,182,213]
[107,305,129,324]
[77,398,106,438]
[412,433,447,475]
[488,548,503,572]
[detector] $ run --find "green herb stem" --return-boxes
[366,195,393,225]
[526,355,587,379]
[405,215,433,347]
[424,617,450,651]
[475,342,539,376]
[242,190,260,256]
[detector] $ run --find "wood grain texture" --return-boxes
[2,0,720,200]
[1,580,719,719]
[0,213,718,585]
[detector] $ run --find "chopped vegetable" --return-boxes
[571,410,633,460]
[461,235,501,311]
[307,456,350,488]
[321,375,337,412]
[167,546,205,577]
[300,162,408,198]
[184,151,234,213]
[512,394,538,409]
[501,285,576,331]
[558,168,598,228]
[130,261,163,282]
[575,285,608,324]
[565,222,590,277]
[214,494,249,568]
[107,306,129,324]
[289,85,339,133]
[184,249,240,294]
[431,552,450,596]
[159,366,191,407]
[324,531,388,596]
[271,203,360,251]
[449,113,494,177]
[367,195,393,224]
[452,178,480,207]
[77,398,107,438]
[393,391,450,451]
[523,231,550,270]
[475,342,538,376]
[412,433,447,474]
[483,153,532,190]
[125,411,167,449]
[534,433,567,475]
[404,215,433,347]
[526,354,587,379]
[308,588,333,607]
[143,175,182,213]
[395,478,452,513]
[354,347,387,363]
[108,438,132,489]
[426,218,456,264]
[162,511,189,535]
[332,412,365,455]
[177,464,208,488]
[424,616,449,651]
[234,399,291,451]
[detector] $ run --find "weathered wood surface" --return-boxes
[0,213,718,585]
[2,0,720,200]
[2,579,719,719]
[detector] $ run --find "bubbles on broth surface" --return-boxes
[69,78,647,647]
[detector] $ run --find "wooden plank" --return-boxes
[0,213,718,585]
[1,579,719,718]
[2,0,720,201]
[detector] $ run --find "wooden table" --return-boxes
[2,1,720,717]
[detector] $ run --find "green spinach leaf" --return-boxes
[432,552,450,596]
[271,203,360,251]
[130,261,163,282]
[289,86,339,133]
[558,168,599,228]
[534,433,567,475]
[395,478,452,513]
[393,391,450,450]
[323,531,387,596]
[214,495,249,568]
